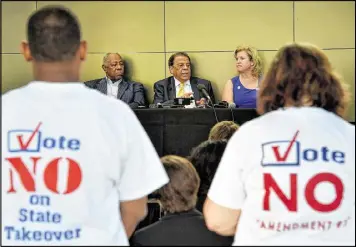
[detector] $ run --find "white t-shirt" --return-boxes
[208,107,355,246]
[1,81,169,246]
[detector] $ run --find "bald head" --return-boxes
[102,53,124,80]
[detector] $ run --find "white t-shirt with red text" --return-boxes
[2,81,169,245]
[208,107,355,245]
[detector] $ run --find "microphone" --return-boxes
[228,102,236,108]
[197,84,212,105]
[213,101,235,108]
[228,102,236,122]
[197,84,219,122]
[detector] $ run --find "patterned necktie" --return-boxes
[177,83,185,97]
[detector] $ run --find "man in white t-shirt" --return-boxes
[2,6,168,246]
[203,43,355,246]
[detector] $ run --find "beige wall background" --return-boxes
[2,1,355,121]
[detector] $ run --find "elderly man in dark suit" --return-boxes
[85,53,147,108]
[153,52,216,105]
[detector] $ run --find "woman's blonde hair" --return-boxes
[234,45,263,78]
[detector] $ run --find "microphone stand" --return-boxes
[205,98,213,108]
[205,98,218,122]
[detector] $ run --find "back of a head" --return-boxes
[257,42,349,118]
[158,155,200,214]
[189,140,228,190]
[27,6,81,62]
[208,121,239,141]
[188,140,227,212]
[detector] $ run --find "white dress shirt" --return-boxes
[174,77,193,98]
[106,77,122,98]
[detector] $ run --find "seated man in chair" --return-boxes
[153,52,215,105]
[85,53,147,108]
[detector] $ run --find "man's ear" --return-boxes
[102,64,107,72]
[20,41,33,62]
[169,66,174,75]
[79,40,87,61]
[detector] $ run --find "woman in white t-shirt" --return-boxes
[203,42,355,246]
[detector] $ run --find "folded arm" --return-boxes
[153,83,165,104]
[222,79,233,103]
[128,83,147,109]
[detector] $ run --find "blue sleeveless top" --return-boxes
[232,76,259,108]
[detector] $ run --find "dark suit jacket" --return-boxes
[153,76,216,105]
[130,209,233,246]
[84,78,147,108]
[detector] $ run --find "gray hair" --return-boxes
[102,52,121,66]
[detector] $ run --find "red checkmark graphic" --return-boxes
[272,130,299,162]
[17,122,42,150]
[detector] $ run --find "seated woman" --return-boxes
[222,45,263,108]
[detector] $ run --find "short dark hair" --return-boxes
[257,43,349,117]
[27,6,81,62]
[168,52,191,67]
[208,121,239,141]
[188,140,228,212]
[158,155,200,213]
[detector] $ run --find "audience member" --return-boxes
[204,42,354,245]
[131,155,233,246]
[85,53,147,108]
[222,45,263,108]
[135,199,163,231]
[189,140,228,212]
[153,52,215,105]
[2,6,168,245]
[208,121,240,141]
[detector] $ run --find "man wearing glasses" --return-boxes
[85,53,147,108]
[153,52,215,105]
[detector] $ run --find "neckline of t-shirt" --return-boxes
[28,81,86,90]
[277,106,330,115]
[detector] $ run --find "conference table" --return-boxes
[133,108,259,157]
[134,108,355,157]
